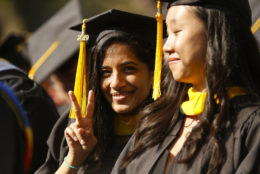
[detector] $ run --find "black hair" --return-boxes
[87,30,155,160]
[121,5,260,174]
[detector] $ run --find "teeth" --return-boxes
[113,95,126,100]
[111,93,129,100]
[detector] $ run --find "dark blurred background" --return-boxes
[0,0,157,41]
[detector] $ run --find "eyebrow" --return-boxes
[100,61,138,69]
[166,17,177,25]
[100,66,110,69]
[121,61,138,66]
[170,18,177,24]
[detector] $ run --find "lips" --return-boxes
[168,57,180,65]
[111,92,132,101]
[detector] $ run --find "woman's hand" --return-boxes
[64,90,98,166]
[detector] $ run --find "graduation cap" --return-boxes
[150,0,253,100]
[249,0,260,49]
[25,0,82,83]
[68,9,162,118]
[70,9,161,49]
[160,0,252,27]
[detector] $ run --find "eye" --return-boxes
[100,69,111,78]
[173,30,181,35]
[124,66,137,73]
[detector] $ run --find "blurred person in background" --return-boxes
[24,0,82,116]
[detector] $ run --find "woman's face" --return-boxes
[100,42,153,114]
[163,6,207,91]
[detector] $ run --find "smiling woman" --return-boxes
[101,42,153,114]
[35,9,156,174]
[164,6,207,91]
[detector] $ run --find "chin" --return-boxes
[113,106,132,114]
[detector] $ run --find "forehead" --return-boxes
[165,5,206,33]
[102,42,140,64]
[166,6,197,24]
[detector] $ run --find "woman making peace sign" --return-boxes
[36,9,156,174]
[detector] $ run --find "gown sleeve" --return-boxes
[234,107,260,174]
[35,112,70,174]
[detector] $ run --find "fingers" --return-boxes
[65,124,96,151]
[68,90,82,124]
[68,90,95,129]
[78,129,89,150]
[65,126,78,142]
[65,125,87,147]
[85,90,95,120]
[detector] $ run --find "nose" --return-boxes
[163,35,174,54]
[110,71,126,90]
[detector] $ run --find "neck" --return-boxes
[192,84,206,92]
[192,78,207,92]
[113,112,139,136]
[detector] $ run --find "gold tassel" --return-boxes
[152,0,163,100]
[251,17,260,34]
[69,19,88,118]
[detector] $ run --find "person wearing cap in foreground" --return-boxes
[0,58,60,174]
[35,9,157,174]
[0,81,33,174]
[111,0,260,174]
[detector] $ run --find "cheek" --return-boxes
[181,39,206,65]
[125,75,139,86]
[126,73,147,88]
[135,73,152,91]
[189,31,207,61]
[100,79,109,94]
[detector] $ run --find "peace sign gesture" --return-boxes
[64,90,98,167]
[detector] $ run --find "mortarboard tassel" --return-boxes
[152,0,163,100]
[69,19,88,118]
[251,17,260,34]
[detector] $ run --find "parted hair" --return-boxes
[87,30,155,160]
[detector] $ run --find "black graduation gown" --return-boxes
[35,110,128,174]
[0,81,28,174]
[0,60,59,174]
[112,96,260,174]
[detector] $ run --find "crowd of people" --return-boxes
[0,0,259,174]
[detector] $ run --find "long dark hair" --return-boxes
[121,6,260,173]
[87,30,155,159]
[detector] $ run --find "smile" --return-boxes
[168,58,180,65]
[111,92,132,101]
